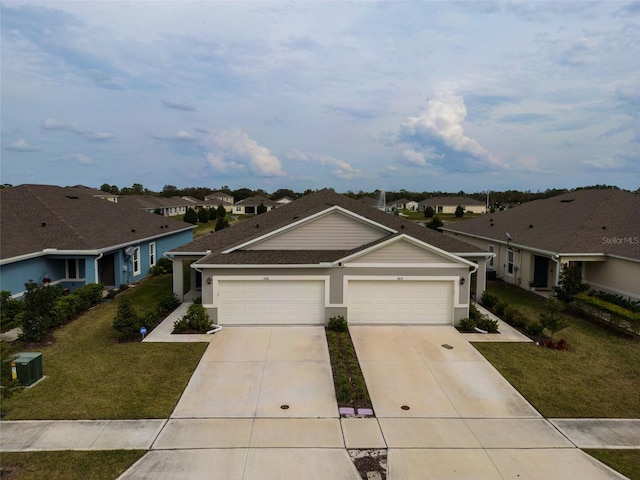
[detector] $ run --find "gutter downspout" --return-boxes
[94,252,104,284]
[551,255,561,288]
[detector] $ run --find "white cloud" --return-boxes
[205,128,285,177]
[287,149,361,180]
[401,149,427,167]
[42,118,115,141]
[6,138,40,152]
[399,95,506,170]
[71,153,92,165]
[152,130,197,142]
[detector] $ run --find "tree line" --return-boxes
[99,183,630,208]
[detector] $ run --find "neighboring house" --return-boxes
[0,185,194,297]
[405,200,420,211]
[274,196,294,206]
[182,196,233,213]
[232,195,278,215]
[167,190,491,326]
[116,195,194,217]
[419,196,487,214]
[442,189,640,301]
[387,198,410,211]
[205,191,234,204]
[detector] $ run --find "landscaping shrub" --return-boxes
[424,206,435,218]
[112,297,142,339]
[73,283,104,311]
[0,291,23,331]
[469,303,482,320]
[525,321,544,337]
[328,315,348,332]
[173,303,213,333]
[183,207,198,225]
[53,295,80,326]
[454,205,464,218]
[477,315,499,333]
[494,301,507,317]
[158,257,173,273]
[426,216,443,231]
[481,291,499,309]
[19,281,63,342]
[458,317,476,332]
[505,307,529,330]
[197,208,210,223]
[157,293,180,315]
[589,290,640,313]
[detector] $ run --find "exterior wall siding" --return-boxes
[246,211,388,250]
[585,257,640,300]
[348,240,456,264]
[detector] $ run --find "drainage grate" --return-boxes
[280,404,289,410]
[441,344,454,349]
[401,405,410,410]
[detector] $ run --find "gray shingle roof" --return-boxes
[171,189,482,265]
[442,189,640,261]
[1,185,194,261]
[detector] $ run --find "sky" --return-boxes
[1,1,639,194]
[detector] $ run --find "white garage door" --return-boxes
[218,280,325,325]
[348,280,453,324]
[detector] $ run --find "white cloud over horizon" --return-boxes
[1,1,638,193]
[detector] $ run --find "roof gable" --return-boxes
[243,207,392,251]
[339,235,475,267]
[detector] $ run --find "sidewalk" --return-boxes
[461,302,532,343]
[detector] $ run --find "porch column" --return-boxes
[172,258,184,301]
[475,258,487,300]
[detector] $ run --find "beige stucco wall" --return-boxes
[584,257,640,300]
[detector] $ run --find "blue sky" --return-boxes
[1,1,638,193]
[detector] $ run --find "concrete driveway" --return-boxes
[118,324,626,480]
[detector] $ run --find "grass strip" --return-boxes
[0,450,145,480]
[473,282,640,418]
[1,276,207,420]
[585,449,640,480]
[325,329,372,410]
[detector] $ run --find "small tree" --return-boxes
[183,207,198,225]
[540,297,568,339]
[197,208,209,223]
[554,263,587,302]
[216,204,227,220]
[257,202,268,214]
[113,297,142,338]
[455,205,465,218]
[426,216,443,231]
[424,206,435,218]
[215,217,229,231]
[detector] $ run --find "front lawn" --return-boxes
[0,451,145,480]
[586,450,640,480]
[473,282,640,418]
[1,276,207,420]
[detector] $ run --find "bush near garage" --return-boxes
[173,303,213,333]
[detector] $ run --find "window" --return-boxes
[507,249,514,276]
[235,206,242,212]
[437,206,443,213]
[133,247,141,276]
[149,242,156,267]
[488,245,495,268]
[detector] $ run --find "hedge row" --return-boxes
[575,293,640,334]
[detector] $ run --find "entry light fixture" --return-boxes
[206,277,212,285]
[459,277,465,286]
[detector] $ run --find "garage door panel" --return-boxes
[218,280,324,325]
[348,280,453,325]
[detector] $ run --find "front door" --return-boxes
[533,256,549,287]
[99,253,116,287]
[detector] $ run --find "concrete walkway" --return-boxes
[1,321,637,480]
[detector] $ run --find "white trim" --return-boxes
[506,248,515,277]
[343,262,467,268]
[193,263,332,269]
[335,234,477,268]
[149,242,156,267]
[210,275,331,309]
[132,247,141,276]
[221,205,397,254]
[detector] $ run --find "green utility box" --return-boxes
[11,352,43,386]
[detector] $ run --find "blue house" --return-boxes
[0,185,194,297]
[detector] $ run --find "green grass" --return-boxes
[326,329,372,409]
[474,282,640,418]
[586,450,640,480]
[1,275,207,420]
[0,451,145,480]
